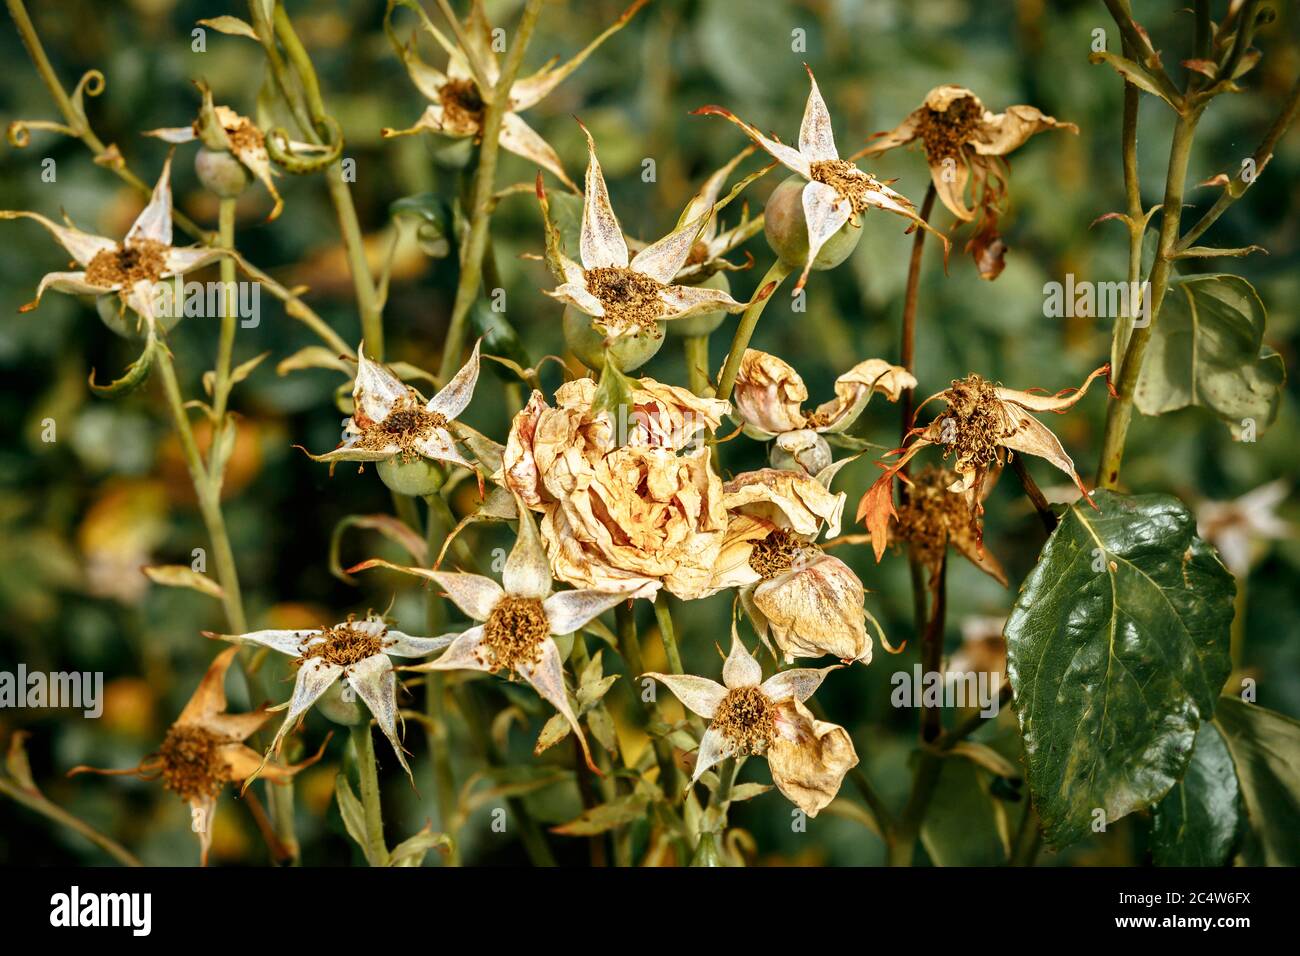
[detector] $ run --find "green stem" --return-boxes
[350,722,389,866]
[653,596,703,736]
[1009,802,1043,866]
[683,334,711,396]
[1096,106,1201,489]
[209,198,239,425]
[616,601,680,797]
[898,183,936,443]
[439,0,545,382]
[714,260,791,402]
[423,494,459,866]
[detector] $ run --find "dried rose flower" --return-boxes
[539,123,749,350]
[382,0,648,190]
[859,85,1077,278]
[695,65,946,293]
[731,348,915,474]
[2,156,224,333]
[857,365,1110,559]
[500,375,732,600]
[205,615,451,781]
[69,646,322,865]
[145,82,309,220]
[888,464,1007,587]
[354,504,636,772]
[644,627,857,816]
[714,468,881,664]
[304,340,481,494]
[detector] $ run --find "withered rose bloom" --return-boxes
[858,365,1110,558]
[645,629,857,816]
[69,647,321,866]
[859,85,1077,279]
[499,375,731,600]
[889,464,1007,588]
[714,468,880,664]
[731,348,914,474]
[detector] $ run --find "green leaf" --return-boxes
[551,793,649,836]
[1214,697,1300,865]
[1088,52,1180,109]
[1134,274,1285,438]
[921,756,1010,866]
[1151,722,1240,866]
[1005,490,1235,849]
[335,774,384,866]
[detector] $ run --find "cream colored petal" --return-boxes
[812,358,917,434]
[231,143,284,221]
[543,588,630,635]
[223,628,319,656]
[998,404,1089,499]
[752,554,870,663]
[710,514,769,592]
[690,725,737,787]
[498,111,577,191]
[427,337,481,420]
[768,698,858,816]
[681,145,754,239]
[693,105,811,178]
[143,126,198,144]
[428,571,505,621]
[643,672,728,719]
[22,270,114,311]
[518,637,597,772]
[161,245,227,277]
[759,664,840,705]
[722,627,762,689]
[796,180,854,293]
[270,659,343,754]
[353,347,407,426]
[126,155,174,246]
[504,502,552,599]
[544,281,606,317]
[0,211,117,266]
[384,631,454,657]
[207,710,272,743]
[731,349,809,435]
[414,427,475,470]
[994,363,1109,413]
[577,122,629,270]
[177,646,242,725]
[723,468,844,538]
[971,104,1078,156]
[346,654,411,780]
[657,282,746,321]
[948,521,1010,588]
[630,213,711,284]
[301,441,397,464]
[798,65,839,162]
[403,625,491,673]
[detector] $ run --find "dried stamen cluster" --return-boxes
[585,266,666,335]
[157,725,229,802]
[357,400,447,460]
[713,686,776,754]
[481,597,551,671]
[439,79,486,128]
[748,528,819,580]
[84,240,168,288]
[936,374,1006,468]
[300,621,386,668]
[918,94,982,160]
[895,466,978,567]
[809,159,878,215]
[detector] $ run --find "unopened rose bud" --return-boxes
[764,174,862,273]
[771,430,832,475]
[377,456,446,497]
[195,146,250,198]
[562,306,664,372]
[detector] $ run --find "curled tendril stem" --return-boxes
[266,116,344,174]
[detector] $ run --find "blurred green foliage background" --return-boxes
[1,0,1296,866]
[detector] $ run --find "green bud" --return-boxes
[764,174,862,273]
[195,146,250,199]
[562,306,664,373]
[377,456,445,497]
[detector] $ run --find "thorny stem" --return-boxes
[210,198,239,425]
[350,723,390,866]
[714,259,792,402]
[0,775,142,866]
[439,0,545,382]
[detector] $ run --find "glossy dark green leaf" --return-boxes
[1151,721,1240,866]
[1133,274,1285,437]
[1215,697,1300,865]
[1005,490,1235,848]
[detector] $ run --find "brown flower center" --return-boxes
[713,686,776,755]
[896,465,979,566]
[936,374,1004,469]
[224,118,265,154]
[919,95,982,161]
[748,528,819,579]
[84,239,169,288]
[585,266,666,335]
[298,621,385,668]
[809,159,879,214]
[158,724,230,802]
[481,597,551,672]
[439,79,486,128]
[356,398,447,461]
